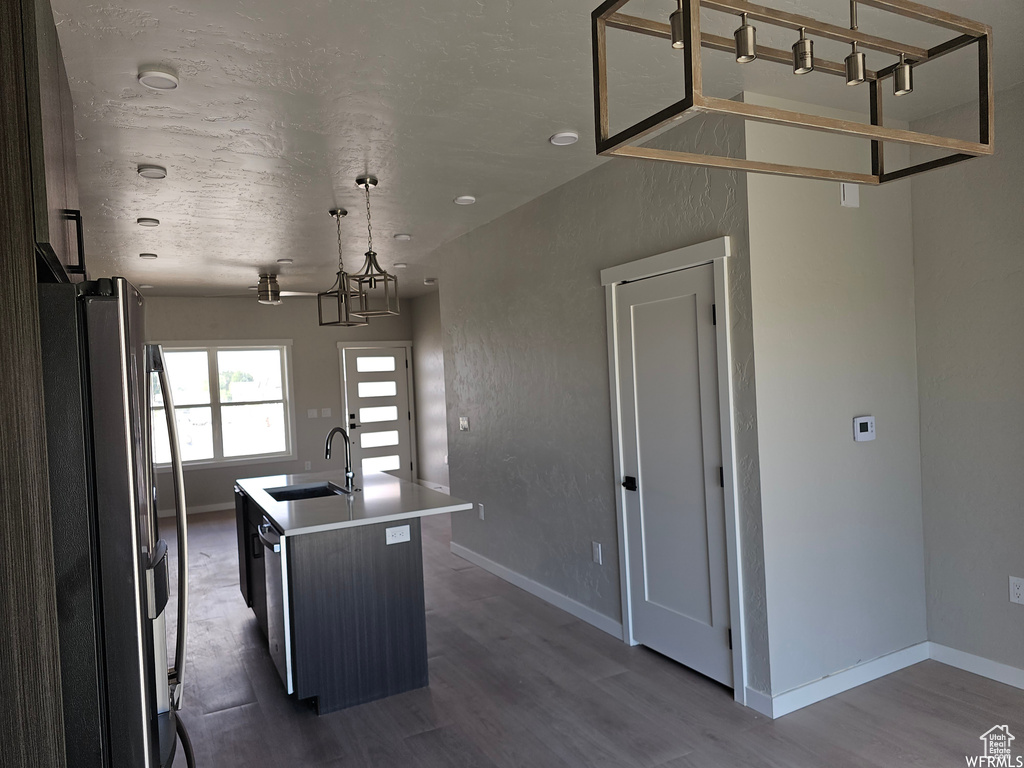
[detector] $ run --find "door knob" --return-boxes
[622,476,638,492]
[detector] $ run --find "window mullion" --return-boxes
[209,348,224,461]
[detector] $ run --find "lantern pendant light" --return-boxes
[348,176,400,318]
[318,208,369,327]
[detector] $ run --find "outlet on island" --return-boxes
[386,524,411,545]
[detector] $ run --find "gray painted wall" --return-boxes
[146,296,412,511]
[434,115,772,693]
[410,292,450,489]
[744,96,927,695]
[912,82,1024,670]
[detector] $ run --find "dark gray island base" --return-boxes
[235,471,473,714]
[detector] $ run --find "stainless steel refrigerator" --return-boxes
[38,276,195,768]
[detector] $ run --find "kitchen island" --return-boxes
[234,470,472,714]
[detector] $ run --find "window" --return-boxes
[152,342,294,466]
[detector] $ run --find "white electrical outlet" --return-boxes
[478,503,485,520]
[386,525,410,545]
[592,542,603,565]
[304,461,311,471]
[321,408,332,418]
[459,416,470,432]
[307,409,318,419]
[1010,576,1024,605]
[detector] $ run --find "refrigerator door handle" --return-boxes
[150,345,189,710]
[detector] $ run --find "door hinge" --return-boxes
[719,467,724,488]
[406,359,409,368]
[712,303,717,326]
[408,411,412,420]
[410,462,413,471]
[728,628,733,650]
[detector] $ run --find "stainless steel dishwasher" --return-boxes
[258,518,293,694]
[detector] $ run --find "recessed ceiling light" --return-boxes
[139,253,158,259]
[137,217,160,227]
[394,233,413,241]
[454,195,476,206]
[423,277,437,286]
[393,262,408,270]
[138,68,179,91]
[549,131,580,146]
[140,284,154,289]
[277,258,293,264]
[137,164,167,179]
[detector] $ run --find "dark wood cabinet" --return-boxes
[235,486,268,638]
[233,484,430,715]
[22,0,83,283]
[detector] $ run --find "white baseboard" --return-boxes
[929,642,1024,691]
[157,502,233,519]
[743,686,774,718]
[416,478,451,495]
[767,642,930,719]
[449,541,623,639]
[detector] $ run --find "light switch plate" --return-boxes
[592,542,603,565]
[386,524,411,545]
[459,416,470,431]
[321,408,332,418]
[841,182,860,208]
[307,409,318,419]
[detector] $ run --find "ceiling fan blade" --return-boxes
[280,291,317,297]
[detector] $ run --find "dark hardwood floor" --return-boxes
[166,510,1024,767]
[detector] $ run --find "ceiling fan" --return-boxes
[203,273,317,304]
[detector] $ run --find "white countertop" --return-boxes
[236,470,473,536]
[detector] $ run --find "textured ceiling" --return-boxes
[51,0,1023,300]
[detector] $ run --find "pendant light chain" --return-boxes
[365,183,373,254]
[336,211,345,271]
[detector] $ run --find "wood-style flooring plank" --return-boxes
[167,510,1024,768]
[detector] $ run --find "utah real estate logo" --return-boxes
[966,726,1023,767]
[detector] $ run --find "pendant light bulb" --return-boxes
[845,3,866,86]
[845,43,866,86]
[734,13,756,63]
[670,11,685,48]
[792,27,814,74]
[669,0,685,49]
[894,53,913,96]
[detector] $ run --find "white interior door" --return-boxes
[340,346,413,484]
[615,262,732,687]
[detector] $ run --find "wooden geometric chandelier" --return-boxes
[592,0,993,184]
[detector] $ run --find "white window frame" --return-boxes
[153,339,297,470]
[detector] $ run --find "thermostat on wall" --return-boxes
[853,416,876,442]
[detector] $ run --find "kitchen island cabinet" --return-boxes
[235,471,472,714]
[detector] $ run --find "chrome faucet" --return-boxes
[324,426,355,492]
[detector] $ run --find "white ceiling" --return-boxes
[51,0,1024,300]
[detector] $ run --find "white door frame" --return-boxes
[337,340,419,482]
[601,236,747,706]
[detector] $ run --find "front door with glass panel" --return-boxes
[340,346,413,483]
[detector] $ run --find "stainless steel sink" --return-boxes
[265,482,351,502]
